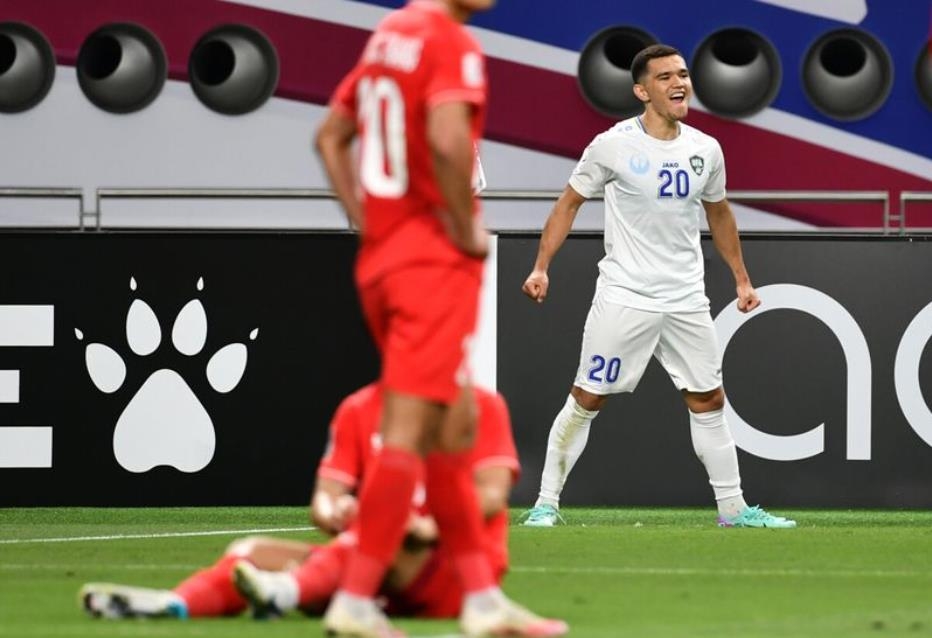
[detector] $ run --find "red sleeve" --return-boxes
[317,395,363,488]
[330,63,362,119]
[424,28,486,110]
[471,390,520,480]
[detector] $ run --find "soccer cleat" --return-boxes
[232,560,298,619]
[460,590,569,637]
[79,583,188,619]
[520,504,563,527]
[322,590,405,638]
[718,505,797,529]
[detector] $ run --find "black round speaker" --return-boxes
[188,24,279,115]
[577,26,658,118]
[802,28,893,121]
[76,23,167,114]
[691,28,781,118]
[915,43,932,111]
[0,22,55,113]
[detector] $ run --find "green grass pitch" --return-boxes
[2,507,931,637]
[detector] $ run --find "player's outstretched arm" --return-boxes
[315,109,364,232]
[702,198,760,313]
[522,185,587,303]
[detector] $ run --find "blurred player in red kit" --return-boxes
[80,384,522,623]
[315,0,568,635]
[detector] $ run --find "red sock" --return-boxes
[173,554,246,617]
[343,445,423,596]
[426,451,495,593]
[291,540,351,611]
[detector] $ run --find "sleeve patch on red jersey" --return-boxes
[462,51,484,88]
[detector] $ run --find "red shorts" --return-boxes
[384,549,462,618]
[384,547,508,618]
[358,262,481,404]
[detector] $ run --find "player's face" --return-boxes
[454,0,496,10]
[638,55,692,122]
[444,0,496,19]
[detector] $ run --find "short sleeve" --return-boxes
[471,391,521,479]
[424,31,486,109]
[317,397,362,488]
[568,133,614,199]
[330,64,362,119]
[701,139,727,203]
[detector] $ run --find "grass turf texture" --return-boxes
[1,507,931,637]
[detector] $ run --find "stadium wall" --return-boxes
[1,232,931,507]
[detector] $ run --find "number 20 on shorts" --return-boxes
[588,355,621,384]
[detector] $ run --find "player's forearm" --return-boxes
[315,112,363,230]
[477,483,509,518]
[707,202,751,285]
[432,142,476,247]
[317,142,363,230]
[534,196,580,271]
[475,467,513,518]
[428,102,481,253]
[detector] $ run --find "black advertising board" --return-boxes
[498,234,932,508]
[3,232,932,507]
[0,232,378,505]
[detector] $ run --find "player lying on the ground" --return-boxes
[80,383,520,621]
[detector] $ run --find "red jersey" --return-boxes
[316,384,519,573]
[330,0,487,285]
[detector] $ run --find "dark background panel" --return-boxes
[0,232,378,506]
[3,232,932,508]
[499,234,932,508]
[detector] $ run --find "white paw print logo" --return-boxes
[75,277,258,473]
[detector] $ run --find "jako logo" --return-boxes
[715,283,932,462]
[76,277,258,473]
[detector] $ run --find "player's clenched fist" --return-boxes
[522,270,549,303]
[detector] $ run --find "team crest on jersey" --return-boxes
[689,155,705,176]
[629,153,650,175]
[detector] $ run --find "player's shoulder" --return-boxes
[339,383,381,416]
[590,118,642,148]
[679,122,722,151]
[475,386,507,414]
[393,2,477,48]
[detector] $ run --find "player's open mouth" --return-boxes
[670,91,686,103]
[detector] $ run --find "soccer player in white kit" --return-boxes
[520,44,795,529]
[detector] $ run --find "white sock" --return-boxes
[689,408,747,519]
[536,394,599,508]
[275,573,300,611]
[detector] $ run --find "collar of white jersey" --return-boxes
[635,116,683,142]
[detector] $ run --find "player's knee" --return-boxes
[571,386,608,411]
[226,536,261,557]
[684,387,724,413]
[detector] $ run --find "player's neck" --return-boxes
[638,111,681,141]
[418,0,472,23]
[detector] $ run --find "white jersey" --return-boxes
[568,117,726,312]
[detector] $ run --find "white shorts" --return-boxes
[573,294,722,395]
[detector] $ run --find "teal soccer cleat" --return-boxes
[718,505,797,528]
[521,504,564,527]
[80,583,189,619]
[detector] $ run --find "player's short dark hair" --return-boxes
[630,44,683,83]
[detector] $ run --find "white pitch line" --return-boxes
[511,565,932,579]
[0,526,314,545]
[0,564,201,571]
[1,561,926,581]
